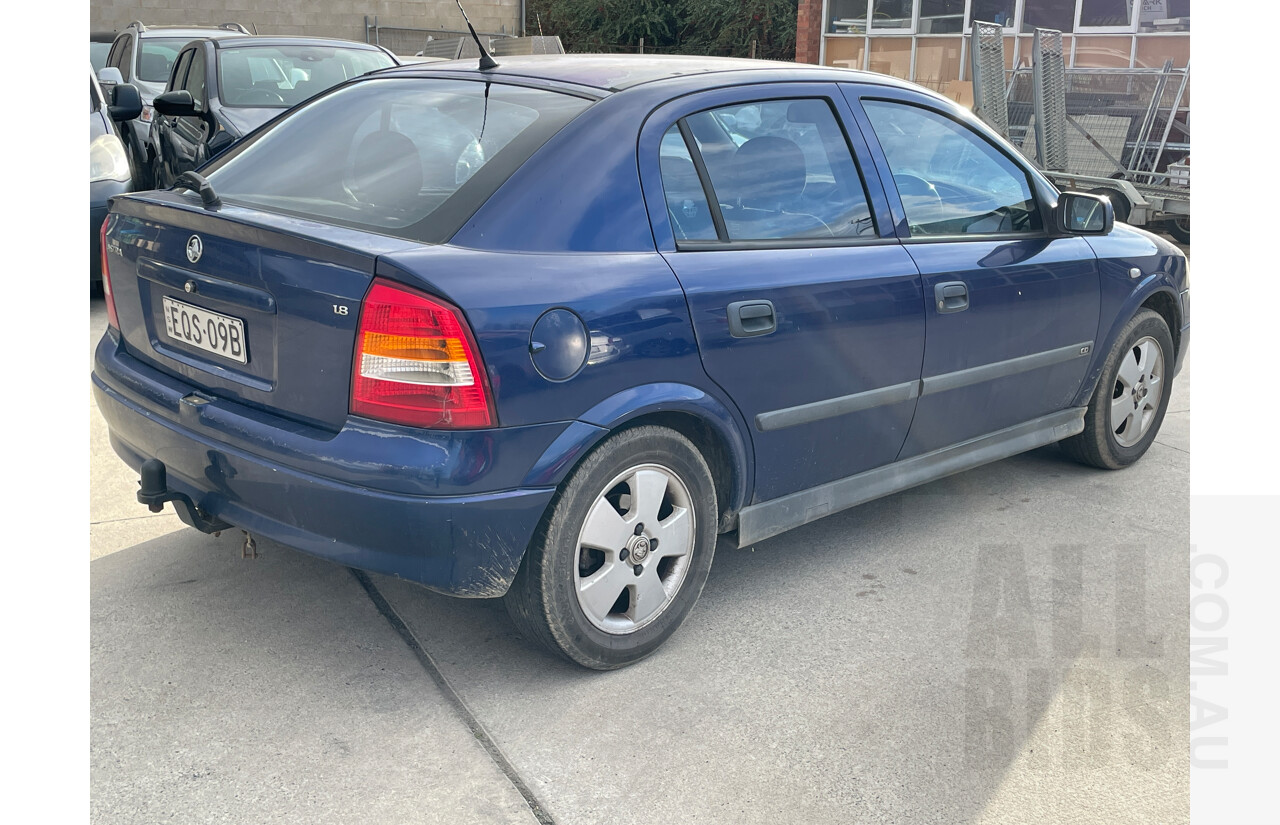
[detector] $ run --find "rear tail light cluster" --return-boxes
[100,218,119,330]
[351,279,496,429]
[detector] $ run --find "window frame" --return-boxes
[648,89,891,253]
[847,88,1060,243]
[1073,0,1141,34]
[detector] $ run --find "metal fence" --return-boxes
[363,16,518,56]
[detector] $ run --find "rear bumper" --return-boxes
[92,334,560,597]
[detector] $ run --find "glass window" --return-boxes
[867,37,912,78]
[203,79,591,243]
[871,0,914,31]
[913,37,964,92]
[218,45,396,108]
[184,50,206,107]
[969,0,1015,28]
[91,41,112,72]
[169,49,192,92]
[659,125,717,242]
[825,36,866,70]
[1022,0,1075,33]
[829,0,869,34]
[863,100,1041,236]
[137,38,193,83]
[919,0,964,33]
[1080,0,1135,28]
[682,99,876,242]
[109,35,133,80]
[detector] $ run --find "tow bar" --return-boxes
[136,458,232,534]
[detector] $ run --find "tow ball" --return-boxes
[136,458,232,535]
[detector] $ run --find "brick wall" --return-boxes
[90,1,522,46]
[794,0,822,64]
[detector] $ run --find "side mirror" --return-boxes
[154,89,197,117]
[1056,192,1114,235]
[108,83,143,122]
[97,67,124,87]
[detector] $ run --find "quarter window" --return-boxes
[674,99,877,243]
[862,100,1041,236]
[659,126,717,242]
[183,50,207,108]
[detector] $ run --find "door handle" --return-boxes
[934,281,969,314]
[727,299,776,338]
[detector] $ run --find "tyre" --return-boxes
[1060,309,1174,469]
[1167,217,1190,245]
[504,425,718,669]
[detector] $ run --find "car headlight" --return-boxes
[139,104,155,123]
[90,134,132,184]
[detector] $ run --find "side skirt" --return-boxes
[735,407,1087,546]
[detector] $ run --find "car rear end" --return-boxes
[92,75,592,595]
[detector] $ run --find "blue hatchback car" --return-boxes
[93,55,1189,669]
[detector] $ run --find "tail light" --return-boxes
[351,279,496,429]
[100,217,119,330]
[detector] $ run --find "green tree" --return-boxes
[528,0,797,59]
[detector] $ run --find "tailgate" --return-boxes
[105,192,421,432]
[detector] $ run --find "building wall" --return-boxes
[90,1,523,45]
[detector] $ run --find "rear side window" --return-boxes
[204,78,591,242]
[671,99,877,243]
[137,38,193,83]
[659,125,717,242]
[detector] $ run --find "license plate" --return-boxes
[162,296,248,364]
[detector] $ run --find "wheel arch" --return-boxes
[1072,284,1182,407]
[521,383,754,533]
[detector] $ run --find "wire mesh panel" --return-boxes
[1006,66,1190,182]
[491,36,565,56]
[969,21,1009,138]
[1032,28,1069,172]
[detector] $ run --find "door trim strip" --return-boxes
[753,341,1093,431]
[755,380,919,432]
[736,407,1087,546]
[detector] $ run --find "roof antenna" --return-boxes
[455,0,498,71]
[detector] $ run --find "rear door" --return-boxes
[640,83,926,502]
[843,85,1101,458]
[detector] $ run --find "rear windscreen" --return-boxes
[203,78,592,243]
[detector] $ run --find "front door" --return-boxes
[844,87,1101,458]
[639,84,926,502]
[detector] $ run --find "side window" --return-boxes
[183,50,207,109]
[682,98,876,242]
[110,35,133,80]
[862,99,1042,237]
[169,50,193,94]
[659,125,717,242]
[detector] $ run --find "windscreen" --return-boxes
[218,45,396,108]
[136,38,193,83]
[203,78,592,242]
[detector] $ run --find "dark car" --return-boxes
[99,22,254,187]
[93,55,1189,669]
[148,36,398,189]
[90,67,142,282]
